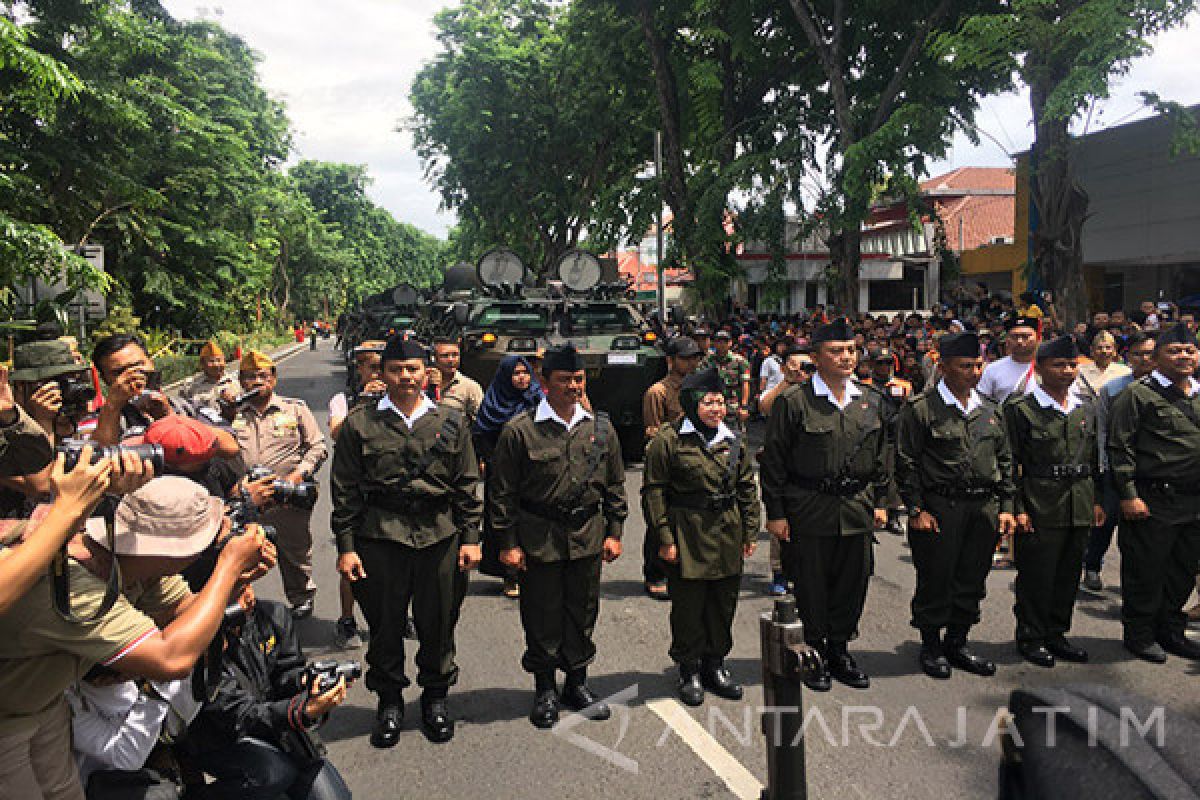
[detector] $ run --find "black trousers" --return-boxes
[1013,524,1089,643]
[1118,516,1200,647]
[664,567,740,664]
[784,532,872,646]
[518,555,603,674]
[1083,472,1119,572]
[197,738,350,800]
[908,496,999,633]
[351,534,467,696]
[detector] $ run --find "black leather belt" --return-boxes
[668,491,736,512]
[365,491,450,515]
[519,498,602,528]
[1136,479,1200,495]
[928,484,994,500]
[1026,464,1094,480]
[791,476,868,497]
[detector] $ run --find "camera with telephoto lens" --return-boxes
[55,438,165,474]
[54,375,96,417]
[246,465,319,511]
[303,660,362,694]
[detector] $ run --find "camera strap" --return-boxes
[53,516,122,623]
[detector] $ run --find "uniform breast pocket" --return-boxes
[362,441,410,475]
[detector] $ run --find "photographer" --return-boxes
[0,476,274,800]
[90,334,190,446]
[188,584,352,800]
[8,340,97,445]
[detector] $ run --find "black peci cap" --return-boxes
[381,334,428,363]
[542,343,585,374]
[938,332,981,359]
[1036,334,1080,361]
[812,318,855,345]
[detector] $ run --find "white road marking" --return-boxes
[646,697,765,800]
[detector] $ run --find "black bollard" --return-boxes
[309,331,317,351]
[760,597,822,800]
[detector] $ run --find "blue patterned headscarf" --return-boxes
[473,355,542,436]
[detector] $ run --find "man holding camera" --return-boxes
[8,340,96,445]
[189,583,352,800]
[180,339,238,413]
[230,349,327,618]
[91,334,189,446]
[331,336,482,747]
[0,475,274,800]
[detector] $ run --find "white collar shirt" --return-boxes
[811,372,862,411]
[1153,369,1199,397]
[937,379,984,415]
[534,397,592,431]
[1032,385,1083,415]
[378,394,437,430]
[679,417,737,449]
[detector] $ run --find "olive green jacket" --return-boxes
[641,423,760,580]
[759,380,888,537]
[895,387,1015,514]
[330,402,481,553]
[1107,375,1200,525]
[1004,393,1098,528]
[488,409,627,563]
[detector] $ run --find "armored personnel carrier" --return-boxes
[448,248,666,459]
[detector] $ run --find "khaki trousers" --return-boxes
[262,505,316,607]
[0,696,84,800]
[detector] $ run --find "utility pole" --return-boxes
[655,131,667,323]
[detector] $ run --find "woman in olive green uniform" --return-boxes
[642,368,761,706]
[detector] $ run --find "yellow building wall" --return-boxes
[958,157,1028,295]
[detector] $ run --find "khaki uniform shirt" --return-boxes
[330,401,481,553]
[439,371,484,427]
[1,405,53,518]
[641,423,760,580]
[642,374,684,439]
[489,406,627,563]
[180,373,237,411]
[231,395,327,479]
[0,562,189,735]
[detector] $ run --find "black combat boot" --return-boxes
[370,691,403,749]
[420,688,454,743]
[561,668,611,720]
[827,641,870,689]
[700,658,743,700]
[678,662,705,707]
[943,628,996,676]
[529,672,559,729]
[918,629,951,680]
[801,640,831,692]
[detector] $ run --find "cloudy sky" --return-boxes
[162,1,1198,240]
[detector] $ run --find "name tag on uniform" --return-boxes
[890,386,905,397]
[273,413,298,437]
[232,418,248,431]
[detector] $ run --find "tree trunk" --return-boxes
[1029,73,1089,327]
[828,222,862,315]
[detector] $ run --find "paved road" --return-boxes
[257,341,1200,799]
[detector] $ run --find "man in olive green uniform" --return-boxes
[897,331,1017,680]
[331,336,482,746]
[1005,335,1102,667]
[1107,323,1200,663]
[760,319,888,692]
[230,350,327,617]
[642,367,759,706]
[490,344,627,729]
